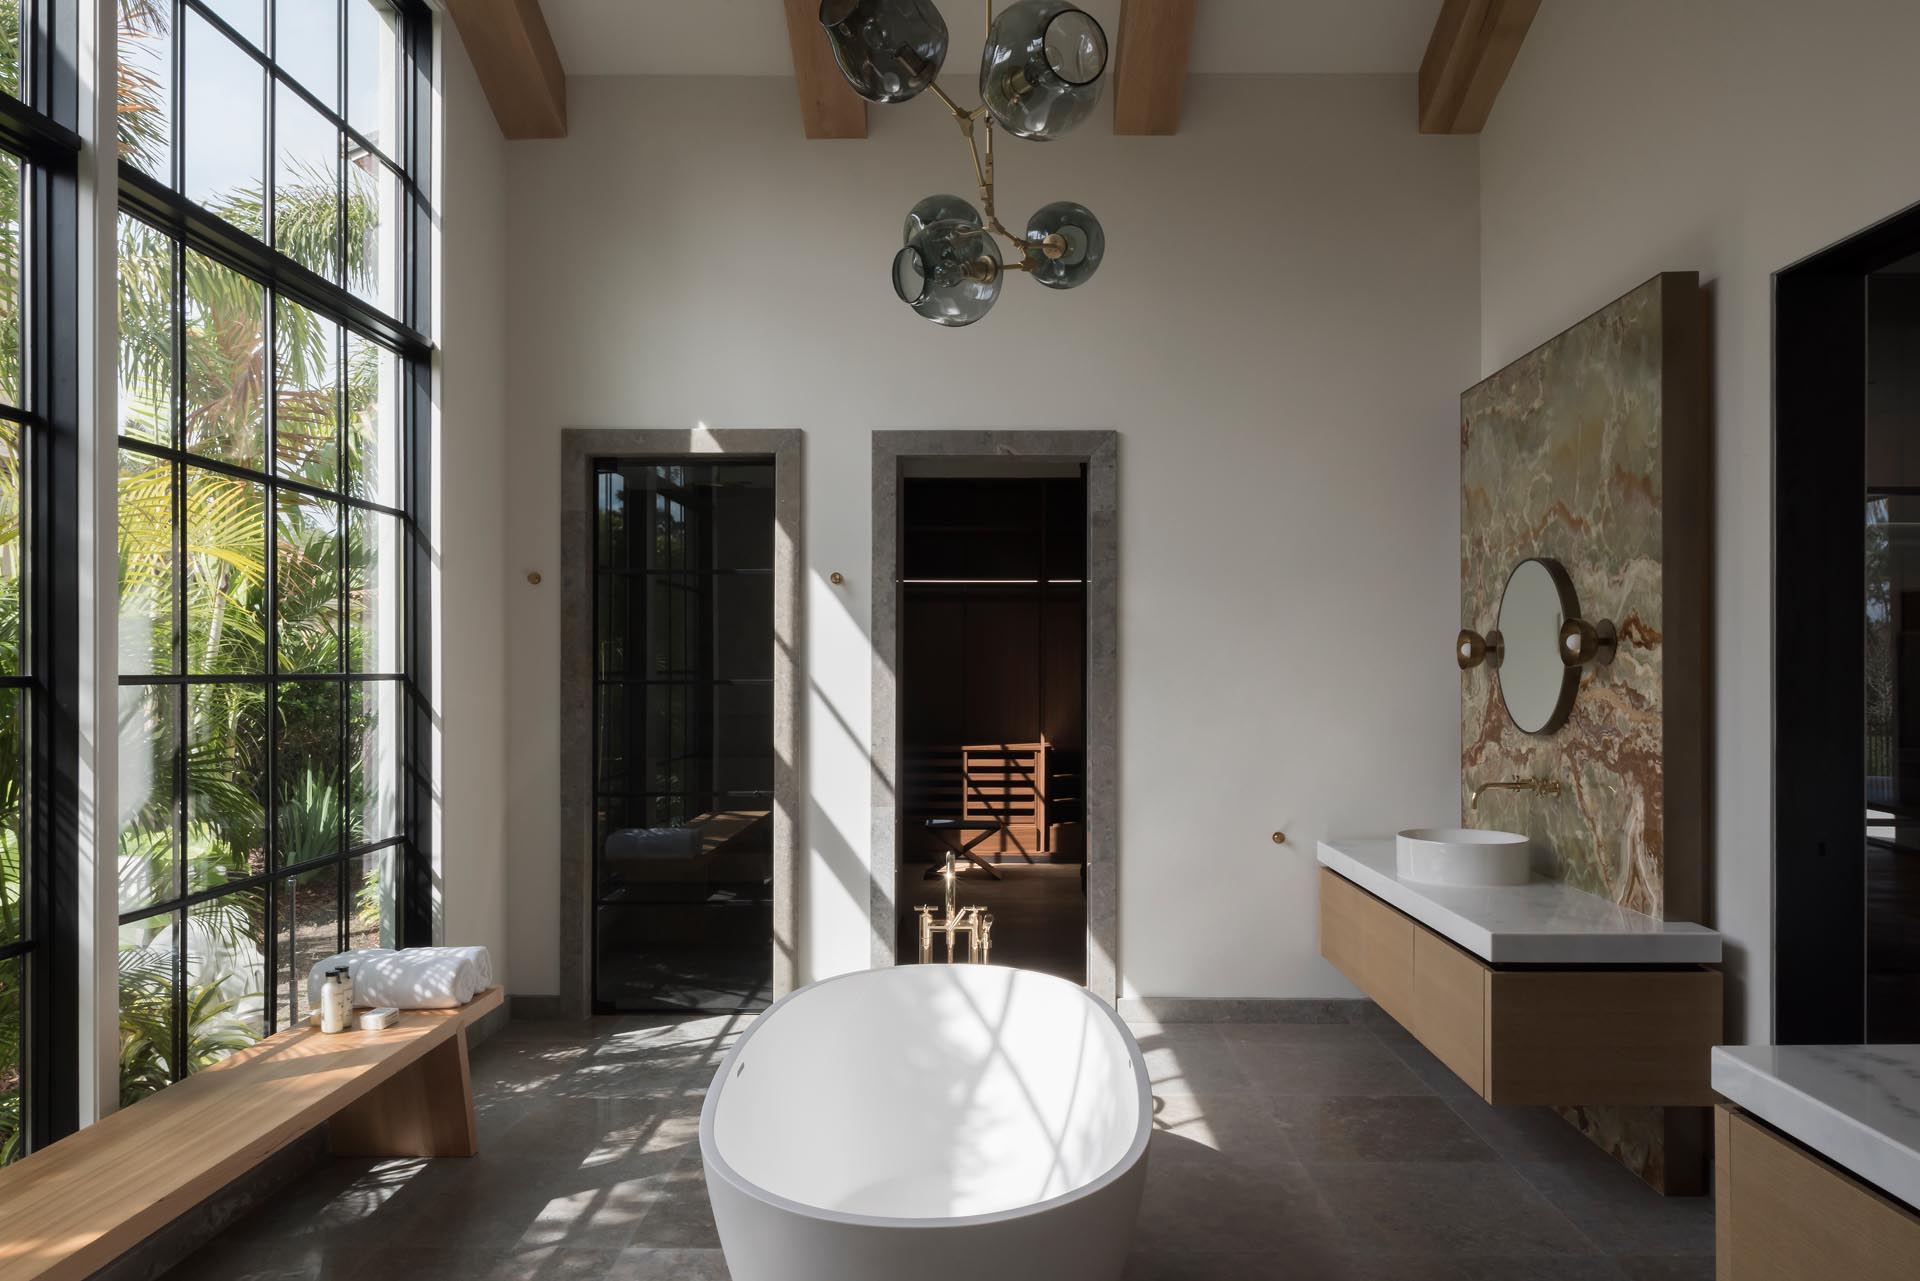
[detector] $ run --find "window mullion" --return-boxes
[98,0,431,1113]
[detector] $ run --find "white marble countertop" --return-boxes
[1317,838,1722,965]
[1713,1044,1920,1209]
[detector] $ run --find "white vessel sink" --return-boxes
[1395,828,1531,887]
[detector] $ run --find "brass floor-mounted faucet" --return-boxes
[915,850,995,964]
[1470,776,1562,810]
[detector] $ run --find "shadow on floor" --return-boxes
[157,1010,1712,1281]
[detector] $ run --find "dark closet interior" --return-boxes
[895,469,1088,983]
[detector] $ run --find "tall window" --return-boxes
[1,0,80,1165]
[114,0,428,1103]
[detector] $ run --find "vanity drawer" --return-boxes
[1483,967,1721,1106]
[1411,928,1487,1095]
[1317,867,1414,1025]
[1716,1105,1920,1281]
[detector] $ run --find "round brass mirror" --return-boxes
[1495,558,1579,735]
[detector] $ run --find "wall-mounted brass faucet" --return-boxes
[1470,776,1562,810]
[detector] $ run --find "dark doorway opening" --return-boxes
[590,459,776,1012]
[894,466,1089,983]
[1776,201,1920,1043]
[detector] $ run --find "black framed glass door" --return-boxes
[591,459,774,1012]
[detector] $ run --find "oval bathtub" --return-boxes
[699,965,1152,1281]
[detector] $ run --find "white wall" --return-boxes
[500,74,1478,999]
[1478,0,1920,1043]
[433,25,513,988]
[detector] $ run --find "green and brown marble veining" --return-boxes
[1459,275,1707,1194]
[1461,278,1668,914]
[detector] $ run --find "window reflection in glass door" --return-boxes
[592,460,774,1012]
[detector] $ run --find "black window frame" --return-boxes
[111,0,434,1096]
[0,0,84,1158]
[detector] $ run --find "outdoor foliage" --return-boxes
[1,0,28,1169]
[0,0,403,1161]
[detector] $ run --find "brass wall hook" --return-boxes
[1457,628,1503,671]
[1559,617,1618,667]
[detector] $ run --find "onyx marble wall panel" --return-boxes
[1460,272,1707,919]
[1459,273,1709,1193]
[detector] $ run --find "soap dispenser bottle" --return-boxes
[320,969,346,1034]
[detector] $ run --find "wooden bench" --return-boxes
[0,986,503,1281]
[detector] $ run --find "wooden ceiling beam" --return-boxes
[783,0,869,140]
[1111,0,1199,136]
[1417,0,1539,135]
[445,0,568,139]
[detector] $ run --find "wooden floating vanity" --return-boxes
[1712,1046,1920,1281]
[1317,840,1723,1106]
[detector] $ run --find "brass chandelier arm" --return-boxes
[904,7,1069,267]
[925,77,985,124]
[976,119,1025,248]
[931,89,1027,253]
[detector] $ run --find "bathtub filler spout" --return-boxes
[916,850,996,964]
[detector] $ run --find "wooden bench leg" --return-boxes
[329,1029,479,1158]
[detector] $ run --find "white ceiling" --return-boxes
[539,1,1438,79]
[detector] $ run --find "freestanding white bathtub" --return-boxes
[700,965,1152,1281]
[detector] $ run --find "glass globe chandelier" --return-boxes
[820,0,1110,327]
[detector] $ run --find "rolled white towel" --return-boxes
[305,945,494,1011]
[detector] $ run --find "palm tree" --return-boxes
[3,2,401,1154]
[1,0,404,1159]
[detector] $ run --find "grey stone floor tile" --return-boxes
[1149,1089,1290,1157]
[163,1239,370,1281]
[490,1097,699,1168]
[1125,1250,1360,1280]
[1443,1095,1616,1166]
[1131,1025,1254,1096]
[1270,1094,1499,1164]
[495,1019,601,1041]
[344,1245,626,1281]
[221,1157,458,1246]
[488,1246,632,1281]
[516,1177,682,1251]
[1132,1132,1349,1257]
[614,1248,733,1280]
[628,1155,723,1250]
[473,1093,540,1138]
[341,1252,476,1281]
[1342,1257,1629,1280]
[1351,1001,1400,1028]
[1512,1161,1715,1258]
[1614,1257,1716,1281]
[468,1038,593,1092]
[1217,1022,1385,1048]
[1224,1032,1432,1098]
[1364,1022,1479,1100]
[555,1071,709,1104]
[1311,1160,1597,1258]
[394,1149,680,1252]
